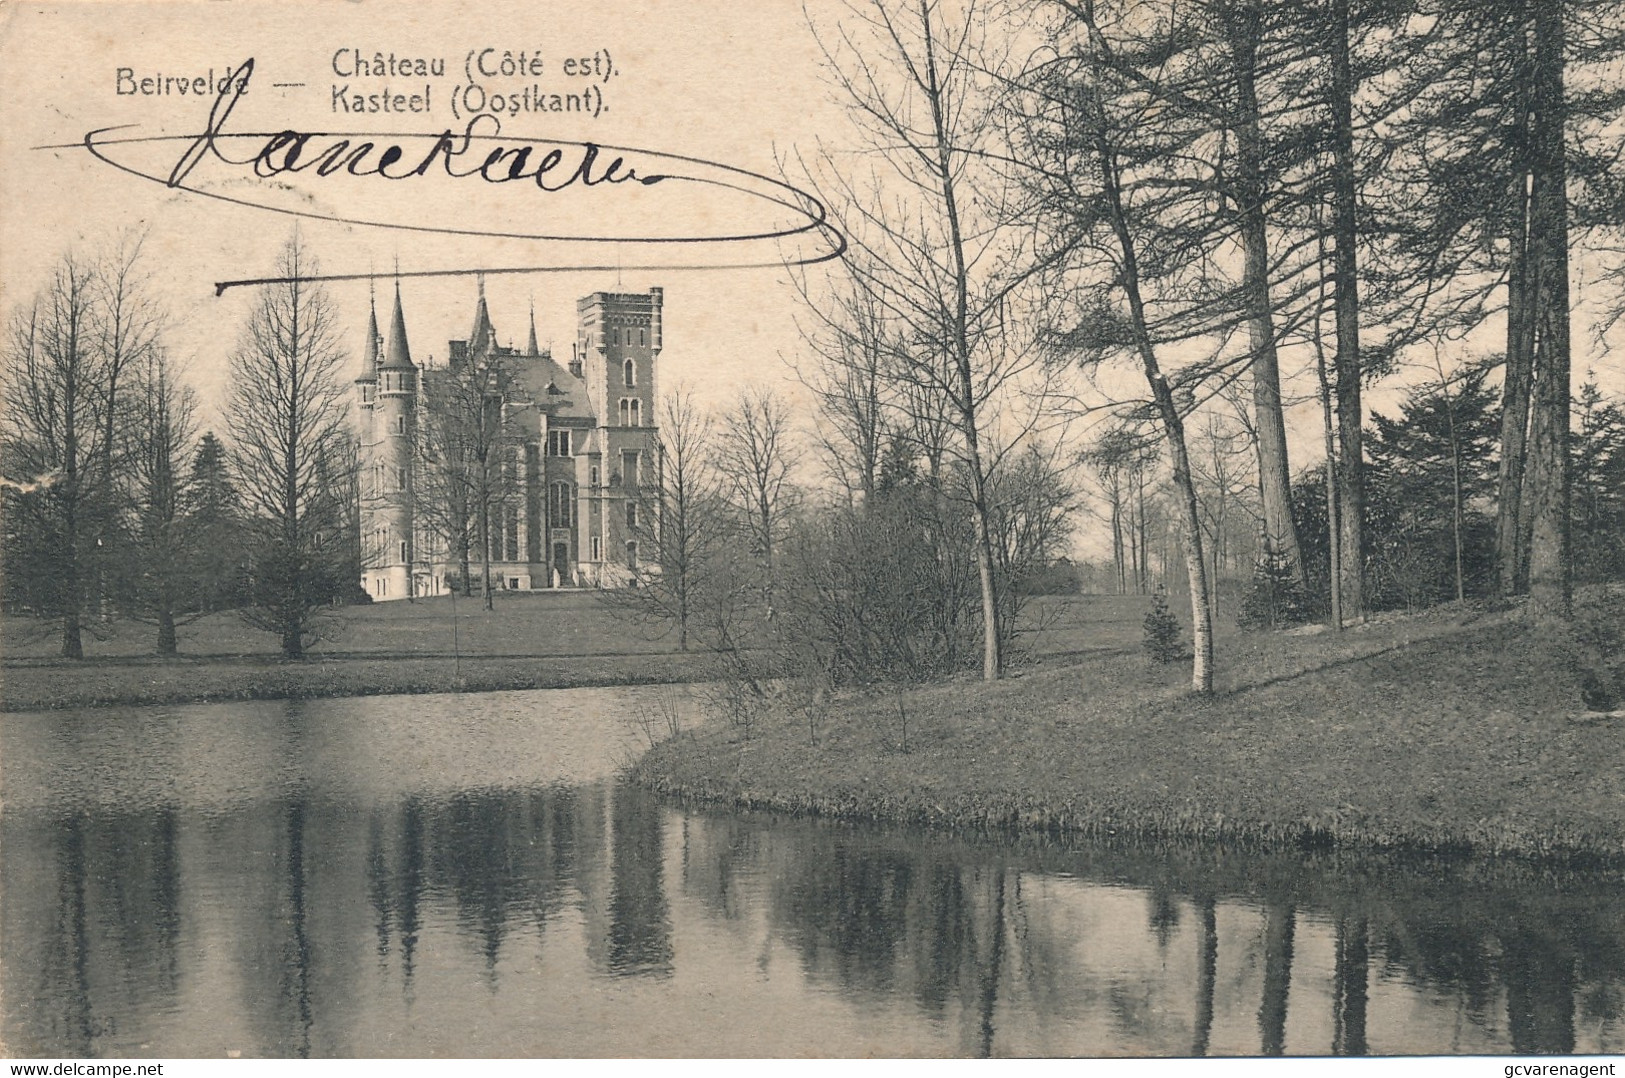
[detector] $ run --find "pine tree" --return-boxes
[1238,545,1314,631]
[1142,587,1184,664]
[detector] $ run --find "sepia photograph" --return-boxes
[1,0,1623,1061]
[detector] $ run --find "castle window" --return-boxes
[626,540,638,570]
[504,505,520,561]
[400,540,408,563]
[396,466,407,491]
[590,465,600,487]
[396,415,406,435]
[548,430,572,457]
[621,449,640,486]
[626,502,638,530]
[639,327,647,346]
[591,536,602,561]
[549,481,573,528]
[624,359,635,387]
[619,398,641,426]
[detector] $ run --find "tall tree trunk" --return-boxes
[1523,0,1571,615]
[1316,335,1343,629]
[1329,0,1365,622]
[1497,5,1536,597]
[1229,7,1307,589]
[1093,113,1215,691]
[1111,479,1126,594]
[919,0,1001,680]
[157,607,177,657]
[479,468,494,611]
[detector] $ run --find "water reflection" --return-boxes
[3,692,1624,1057]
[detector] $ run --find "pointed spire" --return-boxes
[527,298,539,355]
[382,279,414,369]
[357,284,380,381]
[469,274,495,356]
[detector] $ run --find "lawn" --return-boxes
[634,594,1625,861]
[1,590,711,711]
[0,589,1123,711]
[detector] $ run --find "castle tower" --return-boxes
[363,282,418,600]
[577,288,662,581]
[353,290,380,427]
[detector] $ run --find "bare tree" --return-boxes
[1,253,110,657]
[224,234,353,657]
[415,348,518,607]
[715,387,800,613]
[607,387,735,654]
[800,0,1044,680]
[114,348,202,654]
[788,261,891,507]
[91,233,164,572]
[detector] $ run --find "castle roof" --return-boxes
[356,295,380,382]
[512,351,592,421]
[380,283,414,369]
[468,281,496,358]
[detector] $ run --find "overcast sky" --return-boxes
[4,0,1622,561]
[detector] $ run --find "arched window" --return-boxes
[626,502,638,529]
[629,398,641,427]
[624,358,635,387]
[626,540,638,570]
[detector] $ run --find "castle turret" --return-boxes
[364,282,418,601]
[354,293,380,428]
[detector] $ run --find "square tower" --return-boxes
[576,288,662,580]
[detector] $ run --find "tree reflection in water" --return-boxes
[4,779,1624,1056]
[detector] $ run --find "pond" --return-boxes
[2,687,1622,1057]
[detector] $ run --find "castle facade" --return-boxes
[354,284,662,600]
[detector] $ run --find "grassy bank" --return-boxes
[633,598,1625,862]
[0,591,1096,711]
[1,591,714,711]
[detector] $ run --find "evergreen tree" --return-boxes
[185,432,246,611]
[1143,587,1184,664]
[1365,365,1501,607]
[1238,545,1314,631]
[1572,379,1625,583]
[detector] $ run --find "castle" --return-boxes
[354,282,662,600]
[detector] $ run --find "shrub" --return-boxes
[1142,587,1184,664]
[1237,546,1313,631]
[1570,591,1625,712]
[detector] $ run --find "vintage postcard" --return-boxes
[2,0,1624,1062]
